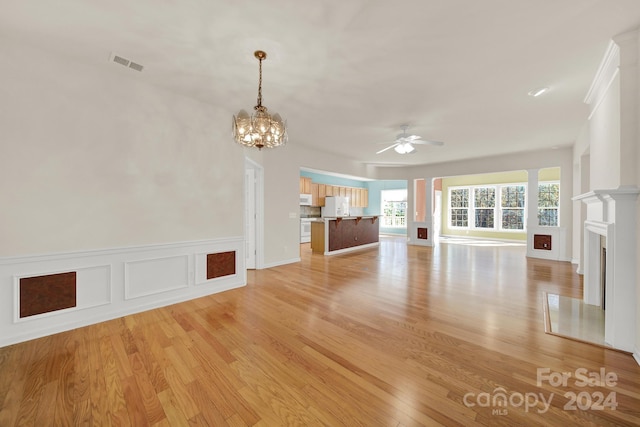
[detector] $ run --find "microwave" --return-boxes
[300,194,313,206]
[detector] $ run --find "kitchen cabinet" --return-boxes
[299,177,368,208]
[356,188,368,208]
[300,177,312,194]
[311,183,320,206]
[317,184,326,206]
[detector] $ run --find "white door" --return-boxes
[245,168,256,269]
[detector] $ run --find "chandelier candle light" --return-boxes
[233,50,287,149]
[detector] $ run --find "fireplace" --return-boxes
[600,241,606,311]
[574,187,639,352]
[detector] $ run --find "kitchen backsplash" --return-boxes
[300,206,321,218]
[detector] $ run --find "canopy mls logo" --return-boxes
[463,367,618,416]
[463,388,553,415]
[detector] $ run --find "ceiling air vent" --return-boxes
[128,61,144,72]
[109,53,144,72]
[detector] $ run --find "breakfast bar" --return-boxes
[310,216,379,255]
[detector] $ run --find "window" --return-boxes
[450,188,469,227]
[538,183,559,226]
[501,185,525,230]
[474,187,495,228]
[381,189,407,228]
[449,184,528,232]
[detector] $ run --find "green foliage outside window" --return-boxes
[474,188,495,228]
[538,183,559,226]
[501,185,525,229]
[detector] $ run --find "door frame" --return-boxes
[245,158,265,270]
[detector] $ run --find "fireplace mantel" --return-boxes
[573,186,640,223]
[573,186,639,352]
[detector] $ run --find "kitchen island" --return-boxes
[310,216,379,255]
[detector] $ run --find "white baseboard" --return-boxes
[262,257,301,269]
[634,347,640,367]
[408,239,433,247]
[0,237,245,348]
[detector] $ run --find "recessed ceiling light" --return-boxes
[528,87,549,97]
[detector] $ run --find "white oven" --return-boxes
[300,218,312,243]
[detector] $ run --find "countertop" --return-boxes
[316,215,378,221]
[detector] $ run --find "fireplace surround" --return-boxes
[574,186,639,352]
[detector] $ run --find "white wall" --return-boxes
[0,40,244,257]
[588,75,621,188]
[572,124,590,268]
[0,39,247,345]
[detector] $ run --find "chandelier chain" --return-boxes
[256,56,263,109]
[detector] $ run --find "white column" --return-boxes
[409,177,433,246]
[526,169,539,229]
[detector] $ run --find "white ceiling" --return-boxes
[4,0,640,166]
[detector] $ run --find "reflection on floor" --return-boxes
[544,292,608,348]
[439,236,526,247]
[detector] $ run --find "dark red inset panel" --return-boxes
[207,251,236,279]
[417,228,428,240]
[533,234,552,251]
[20,272,77,318]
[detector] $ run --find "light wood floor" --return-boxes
[1,236,639,426]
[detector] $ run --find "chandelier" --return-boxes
[233,50,287,149]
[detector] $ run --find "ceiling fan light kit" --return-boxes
[376,125,443,155]
[394,143,415,154]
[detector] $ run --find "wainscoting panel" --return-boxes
[0,237,245,347]
[195,240,243,286]
[526,226,567,261]
[125,255,189,300]
[12,264,112,324]
[76,265,112,308]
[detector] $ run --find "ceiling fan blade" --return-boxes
[412,139,444,146]
[376,143,398,154]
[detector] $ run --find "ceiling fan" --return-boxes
[376,125,444,154]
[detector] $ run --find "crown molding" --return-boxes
[584,40,620,107]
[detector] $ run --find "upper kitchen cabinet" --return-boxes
[352,188,360,207]
[352,188,367,208]
[299,175,368,207]
[300,177,312,194]
[361,188,368,207]
[311,183,320,206]
[316,184,326,206]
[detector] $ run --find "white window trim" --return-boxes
[381,189,408,229]
[448,183,529,232]
[537,181,560,227]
